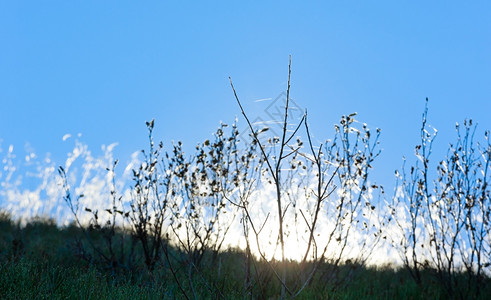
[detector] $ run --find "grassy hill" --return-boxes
[1,212,489,299]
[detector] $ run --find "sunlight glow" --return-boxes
[0,139,480,269]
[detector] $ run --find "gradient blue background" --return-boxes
[1,1,490,193]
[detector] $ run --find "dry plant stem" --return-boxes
[190,262,227,300]
[60,160,139,273]
[229,80,276,182]
[229,197,294,294]
[276,58,292,299]
[224,193,294,295]
[291,210,327,297]
[59,167,112,265]
[391,99,491,299]
[230,60,293,298]
[187,264,197,300]
[230,58,383,297]
[230,57,341,298]
[129,120,172,271]
[301,115,339,264]
[160,242,190,300]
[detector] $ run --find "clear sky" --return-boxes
[1,1,490,197]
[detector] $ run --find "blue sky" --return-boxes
[1,1,490,195]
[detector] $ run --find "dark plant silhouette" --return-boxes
[390,98,491,299]
[229,56,384,299]
[54,62,491,299]
[59,160,136,274]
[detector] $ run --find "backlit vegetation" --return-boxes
[1,60,490,299]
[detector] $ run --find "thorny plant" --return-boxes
[390,98,491,299]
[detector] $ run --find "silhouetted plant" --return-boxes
[168,121,255,298]
[229,56,384,299]
[313,113,384,290]
[59,160,135,273]
[127,119,173,271]
[53,60,491,299]
[390,99,491,299]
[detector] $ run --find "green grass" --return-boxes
[0,213,489,299]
